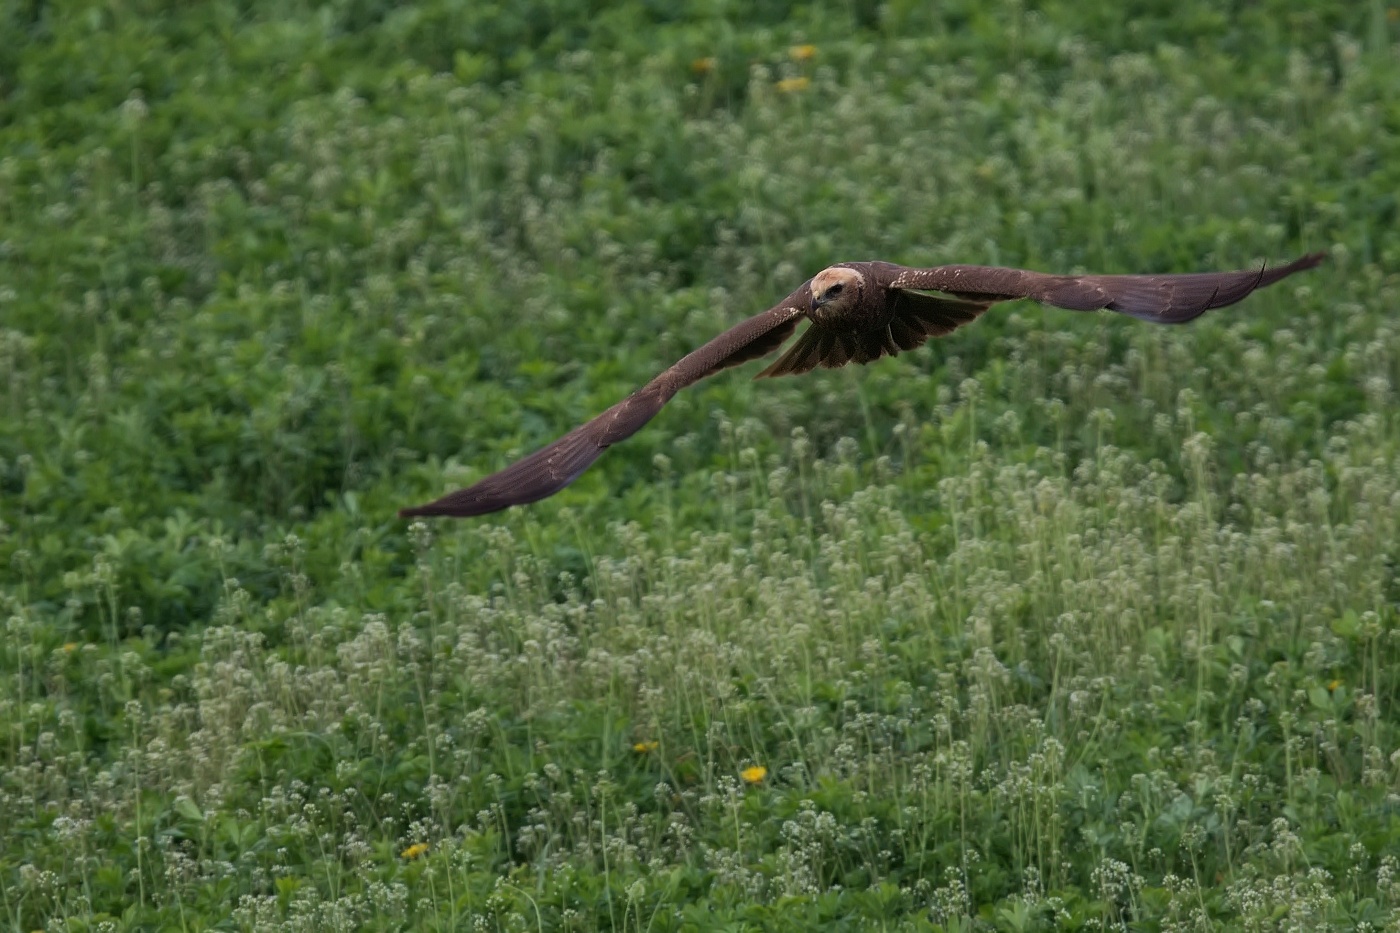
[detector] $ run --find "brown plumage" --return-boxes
[401,252,1325,518]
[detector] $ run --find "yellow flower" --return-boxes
[691,56,716,76]
[1327,679,1343,691]
[633,740,659,753]
[61,642,79,653]
[740,765,768,784]
[789,44,817,62]
[400,842,429,860]
[775,77,810,94]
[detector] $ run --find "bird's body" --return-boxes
[401,252,1325,518]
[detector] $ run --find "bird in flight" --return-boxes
[400,252,1325,518]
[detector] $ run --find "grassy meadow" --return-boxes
[5,0,1400,929]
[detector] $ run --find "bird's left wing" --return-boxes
[754,252,1325,379]
[399,286,810,518]
[884,252,1325,323]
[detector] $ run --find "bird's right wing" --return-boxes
[399,286,811,518]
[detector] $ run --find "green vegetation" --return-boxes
[4,0,1400,929]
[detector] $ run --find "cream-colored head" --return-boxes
[810,267,864,319]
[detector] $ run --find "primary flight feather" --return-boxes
[401,252,1325,518]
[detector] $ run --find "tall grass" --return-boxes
[2,0,1398,929]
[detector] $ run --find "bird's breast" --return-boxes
[812,287,892,330]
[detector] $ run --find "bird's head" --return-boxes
[809,266,864,320]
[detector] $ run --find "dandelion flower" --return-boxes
[633,740,659,753]
[61,642,78,653]
[400,842,430,860]
[789,44,817,62]
[775,77,810,94]
[740,765,767,784]
[691,57,716,76]
[1327,679,1342,691]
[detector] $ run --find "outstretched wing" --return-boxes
[757,252,1325,379]
[399,287,810,518]
[886,251,1326,323]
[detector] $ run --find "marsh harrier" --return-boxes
[401,252,1325,518]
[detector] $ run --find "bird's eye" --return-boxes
[827,283,844,296]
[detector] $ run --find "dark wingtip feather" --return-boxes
[1101,250,1326,323]
[398,493,511,519]
[397,389,670,518]
[1266,250,1327,281]
[1215,249,1328,310]
[1240,250,1327,298]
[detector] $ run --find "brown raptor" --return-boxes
[401,252,1325,518]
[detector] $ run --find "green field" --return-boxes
[4,1,1400,929]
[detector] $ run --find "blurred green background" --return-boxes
[3,1,1399,929]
